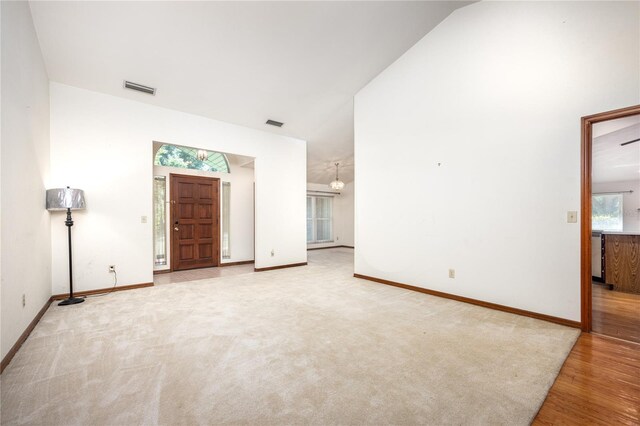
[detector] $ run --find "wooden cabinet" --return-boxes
[603,233,640,294]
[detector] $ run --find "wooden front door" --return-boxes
[170,174,220,271]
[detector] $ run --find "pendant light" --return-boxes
[196,149,208,161]
[329,162,345,190]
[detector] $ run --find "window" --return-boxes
[154,143,230,173]
[153,176,167,265]
[592,193,623,232]
[307,195,333,243]
[222,182,231,259]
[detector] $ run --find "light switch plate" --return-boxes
[567,211,577,223]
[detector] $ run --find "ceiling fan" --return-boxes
[620,138,639,146]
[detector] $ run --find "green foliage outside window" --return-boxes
[154,144,229,173]
[592,193,623,232]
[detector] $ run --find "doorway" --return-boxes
[581,105,640,342]
[170,173,220,271]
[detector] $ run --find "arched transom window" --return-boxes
[154,144,230,173]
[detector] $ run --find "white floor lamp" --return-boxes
[46,186,86,306]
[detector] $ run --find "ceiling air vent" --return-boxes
[266,119,284,127]
[123,80,156,95]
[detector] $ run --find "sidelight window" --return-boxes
[222,182,231,259]
[153,176,167,265]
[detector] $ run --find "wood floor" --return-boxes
[592,284,640,343]
[153,263,254,285]
[534,333,640,425]
[538,284,640,425]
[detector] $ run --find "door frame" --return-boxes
[580,104,640,332]
[170,172,221,271]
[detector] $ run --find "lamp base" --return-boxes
[58,297,85,306]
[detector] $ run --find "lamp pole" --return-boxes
[59,206,84,305]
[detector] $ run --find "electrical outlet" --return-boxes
[270,249,275,257]
[141,216,148,223]
[109,265,116,273]
[448,269,455,279]
[22,294,26,307]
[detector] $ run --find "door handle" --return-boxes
[174,227,179,231]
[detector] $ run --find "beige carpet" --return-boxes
[1,248,579,425]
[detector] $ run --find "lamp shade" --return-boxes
[46,187,86,211]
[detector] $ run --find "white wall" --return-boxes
[50,83,306,294]
[592,180,640,233]
[307,182,354,249]
[153,158,255,270]
[1,2,51,359]
[1,0,3,362]
[354,1,640,322]
[334,182,354,247]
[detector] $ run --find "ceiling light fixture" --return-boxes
[196,149,208,161]
[329,162,345,190]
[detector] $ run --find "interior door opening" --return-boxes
[581,105,640,343]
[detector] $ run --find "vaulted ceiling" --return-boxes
[593,116,640,184]
[29,1,470,183]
